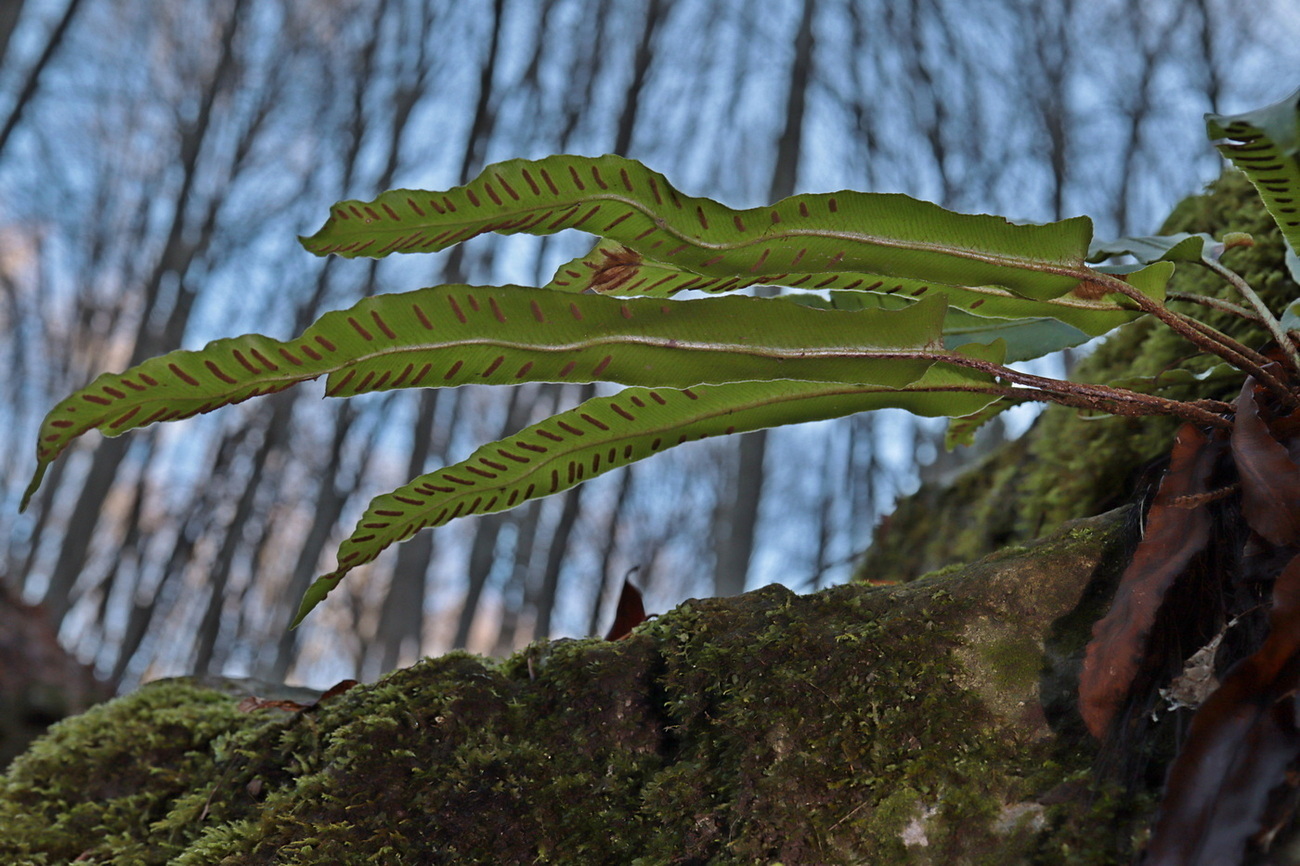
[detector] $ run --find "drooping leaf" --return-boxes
[301,153,1114,301]
[1231,377,1300,546]
[23,285,951,508]
[944,397,1017,449]
[1207,89,1300,263]
[544,239,1149,336]
[292,348,1007,625]
[1088,232,1222,265]
[1079,423,1222,739]
[1145,552,1300,866]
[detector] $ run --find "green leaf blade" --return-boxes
[25,284,953,505]
[323,286,948,397]
[546,239,1151,346]
[1207,89,1300,258]
[303,154,1099,299]
[1088,232,1221,265]
[294,352,1008,623]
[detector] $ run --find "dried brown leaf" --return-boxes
[604,576,646,641]
[1079,423,1219,739]
[1232,378,1300,545]
[1146,553,1300,865]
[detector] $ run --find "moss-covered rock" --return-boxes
[0,509,1143,865]
[860,170,1294,583]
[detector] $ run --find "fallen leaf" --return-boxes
[1079,423,1221,739]
[1232,377,1300,545]
[604,574,646,640]
[1145,553,1300,865]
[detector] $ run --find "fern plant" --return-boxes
[24,84,1300,864]
[23,94,1300,627]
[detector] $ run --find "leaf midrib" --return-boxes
[335,336,950,368]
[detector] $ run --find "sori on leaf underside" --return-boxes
[22,89,1300,630]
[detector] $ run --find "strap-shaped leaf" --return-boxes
[1088,232,1222,265]
[292,345,1006,625]
[1207,89,1300,264]
[301,153,1105,300]
[23,285,948,508]
[785,290,1091,363]
[543,239,1151,342]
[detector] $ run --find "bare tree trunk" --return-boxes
[1108,4,1166,236]
[714,0,815,598]
[0,0,83,160]
[0,0,26,70]
[107,426,249,689]
[371,0,506,657]
[613,0,665,155]
[809,429,836,591]
[192,392,295,675]
[452,512,508,650]
[586,466,635,636]
[38,0,247,625]
[530,387,594,640]
[451,387,533,650]
[1193,0,1224,113]
[263,403,360,683]
[360,0,448,678]
[371,395,439,669]
[260,0,391,681]
[363,0,505,662]
[492,500,542,655]
[1025,0,1075,221]
[438,0,504,283]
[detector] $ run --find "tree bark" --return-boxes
[713,0,816,598]
[0,0,82,159]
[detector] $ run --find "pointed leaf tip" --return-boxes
[291,572,344,628]
[20,463,49,513]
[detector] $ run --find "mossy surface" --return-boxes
[859,170,1294,583]
[1,510,1142,865]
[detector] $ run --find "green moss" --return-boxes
[857,170,1294,583]
[978,637,1042,693]
[0,680,264,864]
[0,511,1142,864]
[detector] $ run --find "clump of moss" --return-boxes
[0,680,261,863]
[0,510,1143,864]
[858,170,1295,583]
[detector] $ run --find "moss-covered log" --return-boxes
[0,509,1145,865]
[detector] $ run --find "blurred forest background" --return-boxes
[1,0,1297,693]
